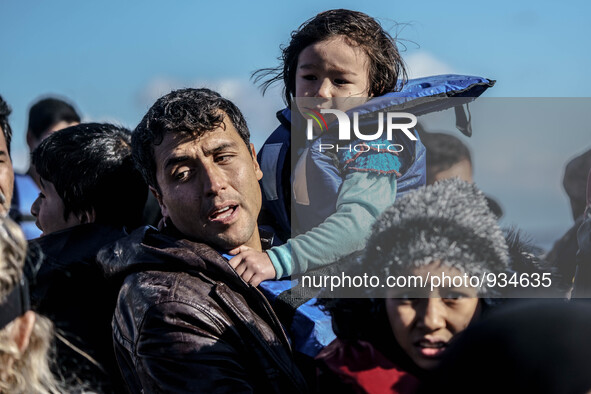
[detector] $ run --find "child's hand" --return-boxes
[228,246,276,287]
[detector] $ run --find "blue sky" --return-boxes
[2,0,590,248]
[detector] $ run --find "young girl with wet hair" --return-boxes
[230,9,425,284]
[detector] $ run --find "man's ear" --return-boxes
[12,311,36,353]
[150,186,168,218]
[250,143,263,181]
[77,208,96,225]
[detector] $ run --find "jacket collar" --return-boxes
[30,223,128,269]
[99,224,271,289]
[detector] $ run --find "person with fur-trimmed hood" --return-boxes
[315,178,511,394]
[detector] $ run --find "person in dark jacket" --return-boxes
[547,149,591,292]
[99,88,307,393]
[29,123,148,392]
[422,301,591,394]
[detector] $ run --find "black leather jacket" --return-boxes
[99,226,308,393]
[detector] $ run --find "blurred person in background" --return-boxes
[547,149,591,293]
[420,130,473,185]
[420,130,503,218]
[572,169,591,298]
[11,97,80,240]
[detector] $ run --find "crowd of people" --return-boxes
[0,8,590,394]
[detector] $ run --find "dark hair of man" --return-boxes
[132,88,251,193]
[422,131,472,174]
[0,95,13,154]
[32,123,147,230]
[27,97,81,140]
[252,9,408,106]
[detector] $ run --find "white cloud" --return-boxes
[404,51,456,79]
[135,77,186,108]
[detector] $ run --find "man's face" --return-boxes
[0,128,14,215]
[153,117,263,251]
[30,178,81,236]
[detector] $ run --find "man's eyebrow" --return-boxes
[163,141,239,170]
[202,142,236,156]
[163,155,190,171]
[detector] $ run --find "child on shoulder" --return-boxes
[230,9,426,284]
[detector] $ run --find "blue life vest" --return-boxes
[294,125,425,233]
[258,74,495,240]
[259,278,334,358]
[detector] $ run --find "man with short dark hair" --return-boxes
[100,88,307,393]
[30,123,147,392]
[0,95,15,217]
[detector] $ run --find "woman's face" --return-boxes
[386,261,481,370]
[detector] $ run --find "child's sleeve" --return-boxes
[266,171,397,278]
